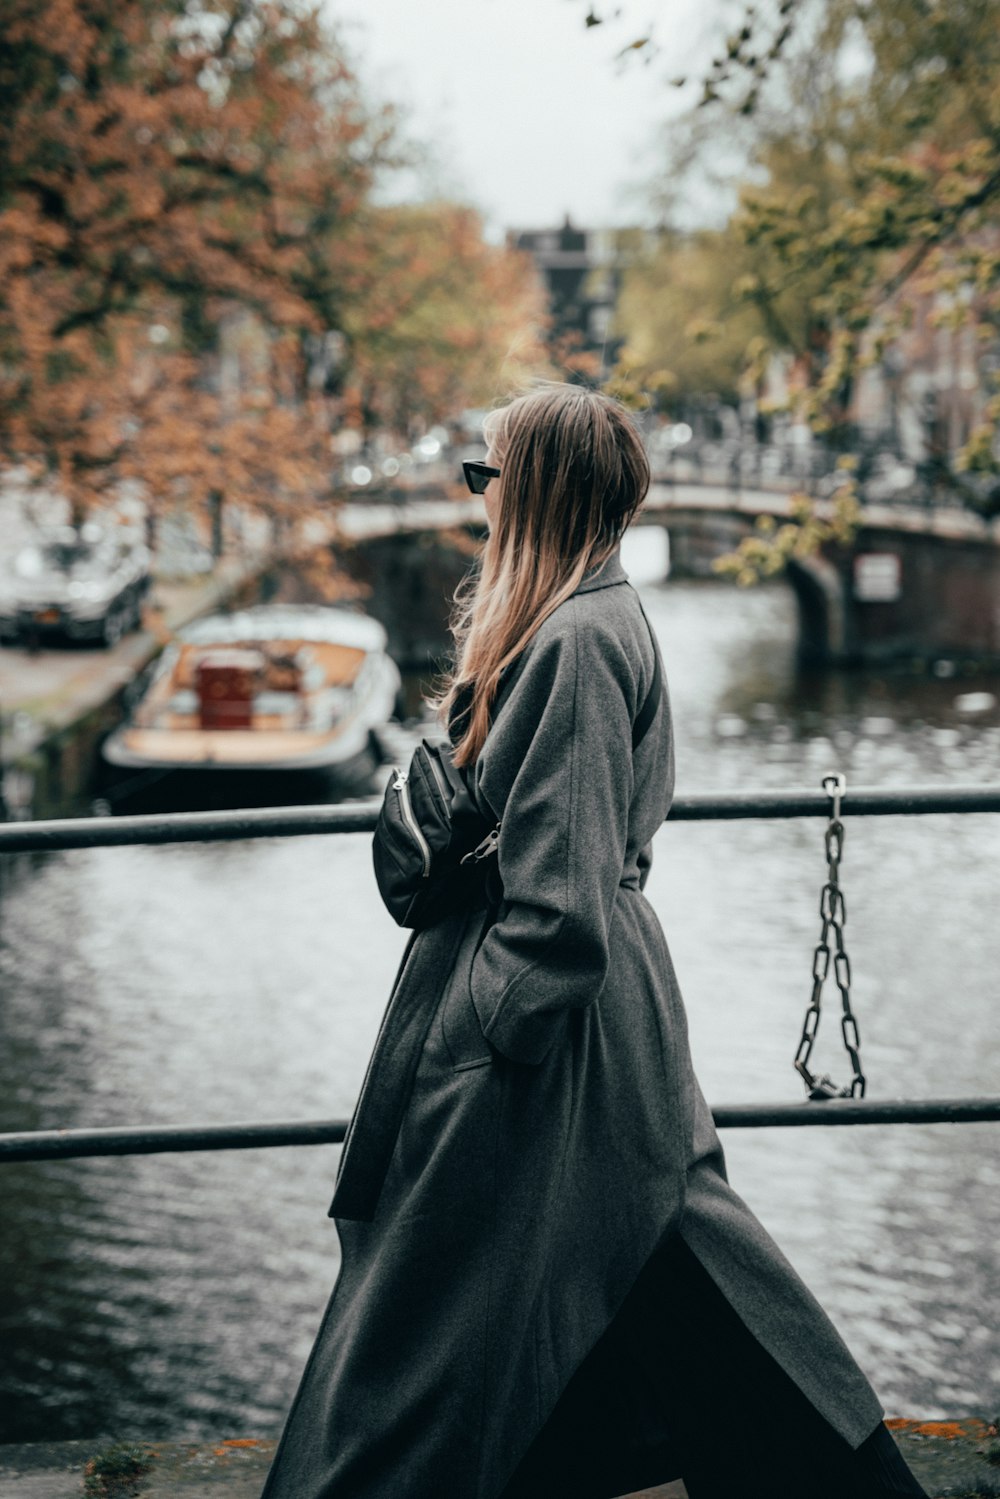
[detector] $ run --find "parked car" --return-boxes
[0,522,151,647]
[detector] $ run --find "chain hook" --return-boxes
[821,770,845,824]
[793,772,866,1102]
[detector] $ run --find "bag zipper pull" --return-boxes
[390,767,431,877]
[460,823,501,865]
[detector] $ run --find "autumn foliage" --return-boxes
[0,0,545,534]
[341,201,547,440]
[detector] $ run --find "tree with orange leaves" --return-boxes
[339,202,548,442]
[0,0,385,533]
[1,1,552,548]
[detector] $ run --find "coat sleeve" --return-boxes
[469,604,639,1065]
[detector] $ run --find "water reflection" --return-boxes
[0,528,997,1442]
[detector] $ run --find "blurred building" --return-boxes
[508,216,654,377]
[849,283,997,466]
[768,239,1000,471]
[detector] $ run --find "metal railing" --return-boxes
[4,784,1000,854]
[648,439,996,515]
[2,783,999,1165]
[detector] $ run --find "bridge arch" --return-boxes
[785,554,844,664]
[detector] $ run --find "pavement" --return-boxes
[0,1421,997,1498]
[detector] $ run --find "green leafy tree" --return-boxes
[729,0,1000,462]
[615,224,781,407]
[587,0,1000,569]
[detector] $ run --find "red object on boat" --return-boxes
[196,649,263,730]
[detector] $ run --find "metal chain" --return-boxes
[794,772,866,1101]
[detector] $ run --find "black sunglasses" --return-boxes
[463,460,501,496]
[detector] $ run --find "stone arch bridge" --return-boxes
[639,481,1000,668]
[337,479,1000,670]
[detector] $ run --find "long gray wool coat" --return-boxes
[260,548,883,1499]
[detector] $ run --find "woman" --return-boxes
[261,385,928,1499]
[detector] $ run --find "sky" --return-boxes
[324,0,727,238]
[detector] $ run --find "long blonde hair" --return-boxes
[439,383,650,767]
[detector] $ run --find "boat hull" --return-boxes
[99,754,381,814]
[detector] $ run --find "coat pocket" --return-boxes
[440,909,494,1071]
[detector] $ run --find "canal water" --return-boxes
[1,526,998,1445]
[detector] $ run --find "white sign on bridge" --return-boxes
[854,552,902,603]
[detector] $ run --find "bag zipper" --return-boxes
[425,750,449,809]
[392,767,432,878]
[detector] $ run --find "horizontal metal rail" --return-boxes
[3,783,1000,854]
[2,1098,998,1163]
[0,1120,348,1162]
[2,789,996,1168]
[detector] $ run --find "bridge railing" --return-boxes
[647,441,991,514]
[2,783,999,1165]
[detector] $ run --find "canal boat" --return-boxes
[102,604,400,803]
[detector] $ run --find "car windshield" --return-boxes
[14,536,116,579]
[45,541,96,570]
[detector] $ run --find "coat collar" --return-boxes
[572,546,628,596]
[449,546,631,746]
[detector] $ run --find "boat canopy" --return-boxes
[179,605,387,653]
